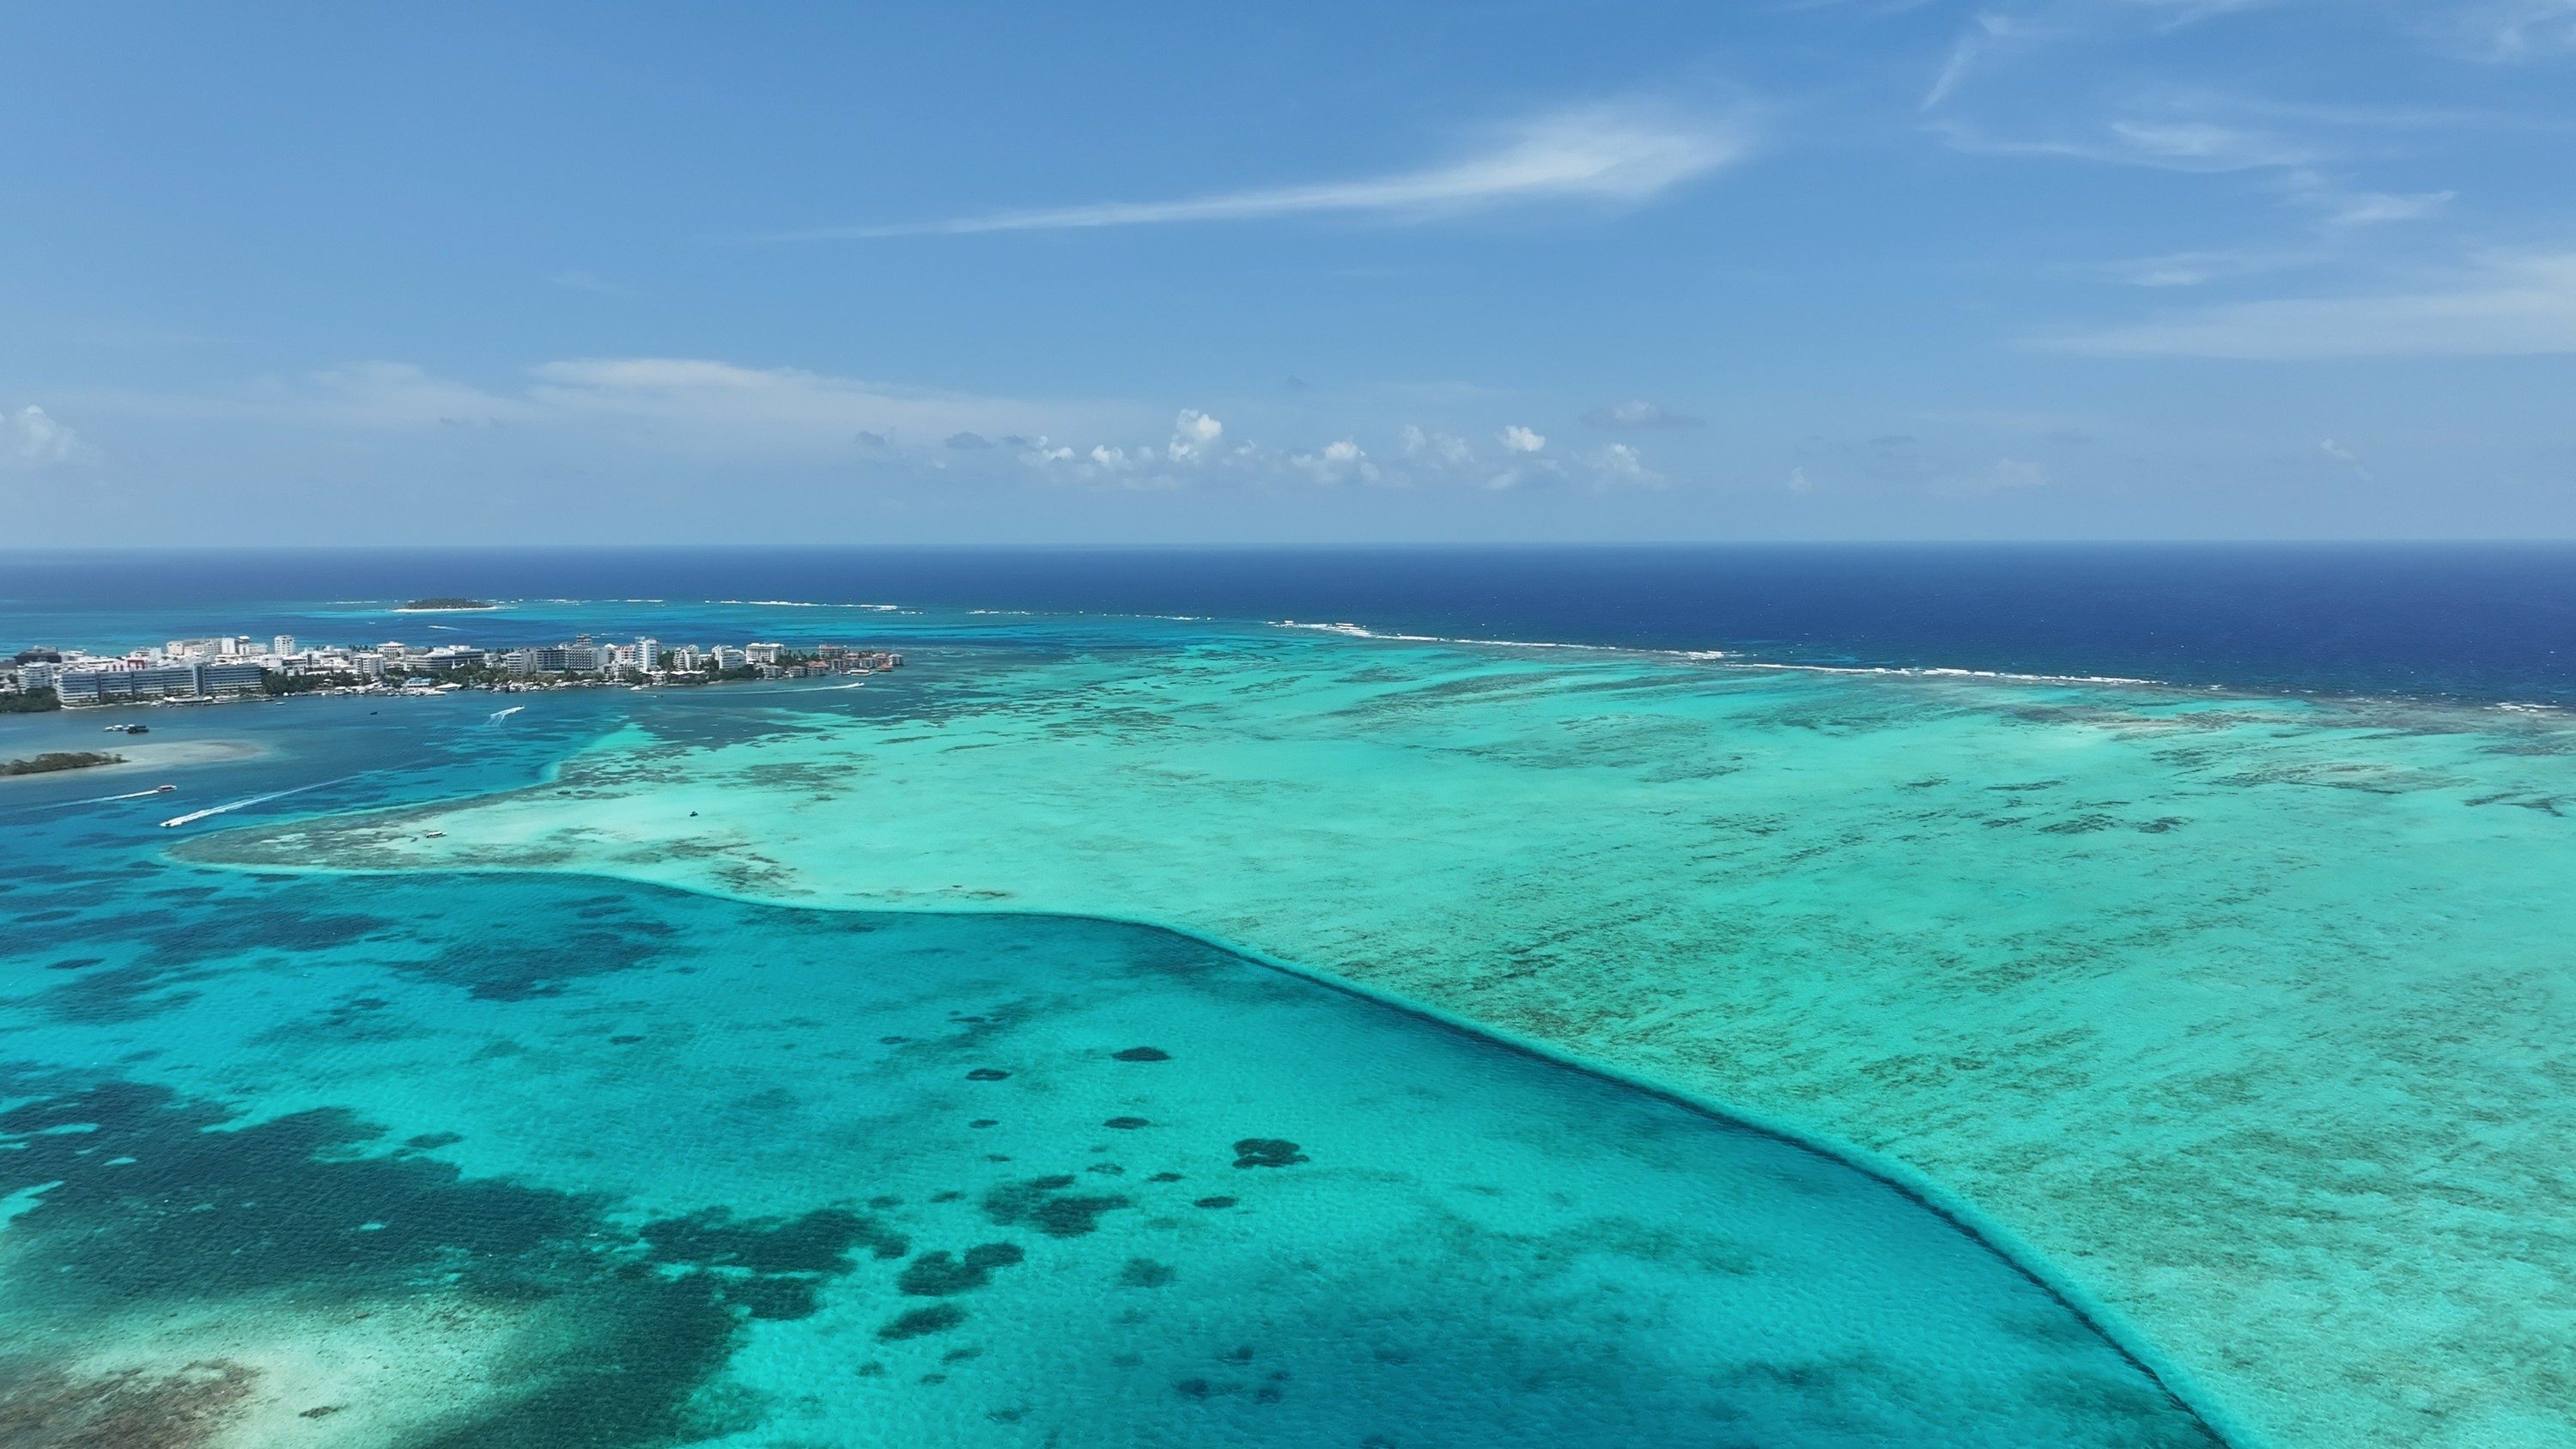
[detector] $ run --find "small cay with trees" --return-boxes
[3,751,124,777]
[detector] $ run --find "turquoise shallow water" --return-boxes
[164,602,2576,1447]
[0,686,2216,1443]
[15,594,2576,1445]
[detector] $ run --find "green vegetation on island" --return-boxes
[261,668,364,697]
[398,597,492,611]
[2,750,123,776]
[0,687,62,713]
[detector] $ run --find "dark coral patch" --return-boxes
[641,1206,908,1272]
[1111,1047,1170,1062]
[898,1243,1026,1297]
[981,1177,1131,1238]
[404,1131,465,1150]
[402,925,673,1003]
[1120,1258,1176,1288]
[878,1303,967,1341]
[1103,1116,1151,1130]
[35,963,206,1026]
[965,1068,1011,1081]
[1231,1138,1308,1169]
[1192,1196,1238,1209]
[723,1275,827,1321]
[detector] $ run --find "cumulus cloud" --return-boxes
[1400,424,1474,466]
[1290,438,1383,485]
[1582,399,1703,429]
[1166,409,1225,461]
[1590,442,1661,486]
[1499,424,1547,454]
[4,405,82,466]
[775,102,1751,239]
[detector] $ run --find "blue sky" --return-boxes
[4,1,2573,543]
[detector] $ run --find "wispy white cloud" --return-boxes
[2313,187,2456,228]
[82,357,1108,454]
[1923,11,2020,109]
[1935,114,2321,171]
[2038,250,2576,356]
[1582,399,1704,429]
[2432,0,2576,58]
[548,269,629,295]
[2089,247,2319,287]
[2317,437,2374,478]
[1935,456,2053,494]
[769,103,1750,240]
[521,357,1097,446]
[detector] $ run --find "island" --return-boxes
[2,750,124,776]
[397,597,493,611]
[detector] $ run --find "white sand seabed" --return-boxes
[46,1292,533,1449]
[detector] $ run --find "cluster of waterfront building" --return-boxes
[3,632,902,708]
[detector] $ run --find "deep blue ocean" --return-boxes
[3,544,2571,704]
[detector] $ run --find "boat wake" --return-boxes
[159,774,366,829]
[11,784,180,817]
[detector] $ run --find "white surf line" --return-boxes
[157,772,368,829]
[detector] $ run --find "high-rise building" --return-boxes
[635,637,661,670]
[273,635,296,656]
[746,642,783,664]
[58,661,264,704]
